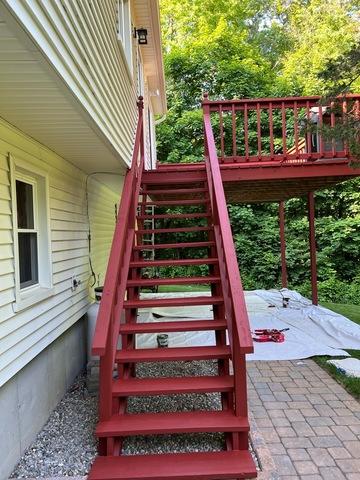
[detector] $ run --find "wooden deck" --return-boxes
[143,160,359,203]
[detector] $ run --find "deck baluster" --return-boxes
[281,101,287,160]
[269,102,274,159]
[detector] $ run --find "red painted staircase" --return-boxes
[88,99,256,479]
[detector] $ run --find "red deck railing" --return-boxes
[203,102,253,422]
[92,98,144,427]
[203,93,360,165]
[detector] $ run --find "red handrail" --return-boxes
[203,101,253,419]
[203,93,360,108]
[203,102,253,356]
[92,97,144,423]
[203,94,360,164]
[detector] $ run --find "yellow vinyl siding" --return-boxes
[2,0,138,167]
[0,118,120,387]
[87,176,123,289]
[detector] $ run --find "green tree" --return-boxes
[157,0,360,303]
[279,0,360,94]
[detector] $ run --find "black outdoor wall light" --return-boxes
[134,27,148,45]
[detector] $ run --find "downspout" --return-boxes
[154,114,167,126]
[154,114,167,169]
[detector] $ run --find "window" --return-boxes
[117,0,133,72]
[11,157,53,310]
[16,178,39,289]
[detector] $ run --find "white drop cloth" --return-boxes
[135,289,360,361]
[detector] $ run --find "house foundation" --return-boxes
[0,318,86,480]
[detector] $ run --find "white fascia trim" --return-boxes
[148,0,167,114]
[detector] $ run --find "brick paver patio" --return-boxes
[248,359,360,479]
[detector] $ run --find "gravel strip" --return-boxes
[11,375,98,478]
[11,361,259,477]
[135,359,219,378]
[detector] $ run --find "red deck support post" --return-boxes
[279,201,288,288]
[307,192,318,305]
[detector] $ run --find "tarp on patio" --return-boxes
[135,289,360,361]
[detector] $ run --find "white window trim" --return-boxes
[117,0,134,81]
[9,155,54,312]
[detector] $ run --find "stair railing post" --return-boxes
[138,96,145,172]
[232,346,248,450]
[129,96,144,229]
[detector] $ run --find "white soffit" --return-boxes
[133,0,167,115]
[0,7,128,176]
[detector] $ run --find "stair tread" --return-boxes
[136,226,212,234]
[134,241,215,250]
[116,345,231,363]
[119,319,227,334]
[130,258,218,268]
[127,276,220,286]
[137,213,211,220]
[88,450,257,480]
[138,199,209,206]
[112,375,234,396]
[124,296,223,308]
[96,410,249,437]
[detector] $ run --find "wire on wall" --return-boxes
[85,172,125,288]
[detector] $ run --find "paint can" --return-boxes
[94,286,103,302]
[157,334,169,348]
[282,297,290,308]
